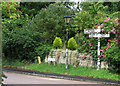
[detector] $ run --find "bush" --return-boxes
[89,17,119,61]
[25,4,70,43]
[53,37,63,49]
[1,72,7,85]
[105,46,120,73]
[2,27,42,61]
[76,35,90,53]
[35,43,52,61]
[68,37,77,50]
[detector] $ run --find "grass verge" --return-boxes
[2,59,120,81]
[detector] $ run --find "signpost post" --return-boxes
[84,26,110,70]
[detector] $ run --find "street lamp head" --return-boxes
[64,13,71,24]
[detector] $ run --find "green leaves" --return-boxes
[74,11,92,30]
[2,2,21,19]
[105,46,120,73]
[2,27,42,61]
[105,46,120,61]
[35,43,52,61]
[26,4,68,43]
[53,37,63,49]
[68,37,77,50]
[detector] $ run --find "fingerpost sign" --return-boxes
[84,26,110,70]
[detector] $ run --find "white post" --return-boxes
[97,26,101,70]
[84,26,110,70]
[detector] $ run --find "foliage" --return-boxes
[78,2,119,27]
[76,33,90,53]
[72,4,112,54]
[2,2,21,19]
[25,4,73,43]
[74,11,93,30]
[105,45,120,73]
[88,17,119,73]
[1,72,7,85]
[80,2,119,15]
[80,2,107,18]
[89,38,98,60]
[35,43,52,61]
[2,57,31,67]
[53,37,63,49]
[2,2,25,33]
[2,1,119,74]
[68,37,77,50]
[2,2,72,62]
[89,17,118,60]
[20,2,53,19]
[74,1,119,57]
[2,14,29,32]
[2,2,52,32]
[2,27,42,61]
[2,2,55,61]
[102,2,119,13]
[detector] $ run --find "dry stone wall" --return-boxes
[45,49,108,69]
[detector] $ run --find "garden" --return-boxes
[1,1,120,83]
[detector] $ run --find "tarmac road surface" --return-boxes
[3,71,118,86]
[3,71,99,84]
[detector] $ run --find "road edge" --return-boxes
[3,67,120,85]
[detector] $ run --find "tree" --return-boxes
[80,2,119,15]
[103,2,119,13]
[25,3,71,43]
[20,2,53,19]
[2,2,21,19]
[53,37,63,49]
[68,37,77,50]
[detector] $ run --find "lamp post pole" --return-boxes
[64,13,71,70]
[66,23,68,70]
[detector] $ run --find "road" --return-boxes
[3,71,117,86]
[3,71,99,84]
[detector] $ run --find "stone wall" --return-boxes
[45,49,108,69]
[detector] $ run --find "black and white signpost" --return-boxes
[84,26,110,70]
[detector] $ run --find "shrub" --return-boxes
[53,37,63,49]
[25,4,70,43]
[2,27,42,61]
[35,43,52,61]
[1,72,7,85]
[68,37,77,50]
[105,46,120,73]
[89,17,119,61]
[76,35,90,53]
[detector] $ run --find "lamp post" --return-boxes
[64,13,71,70]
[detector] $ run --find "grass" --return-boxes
[2,58,30,67]
[2,59,120,81]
